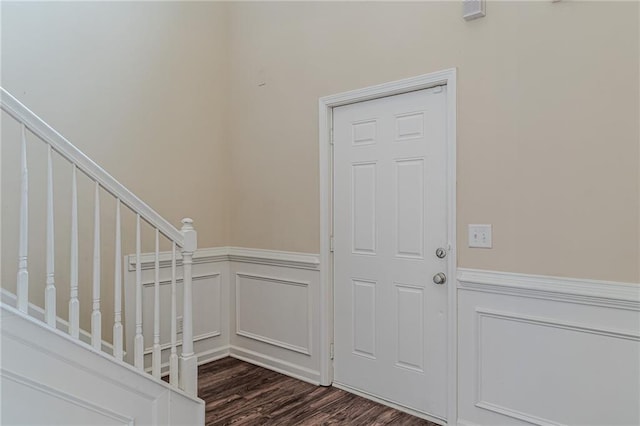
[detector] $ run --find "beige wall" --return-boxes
[227,1,639,283]
[1,1,230,340]
[1,0,638,345]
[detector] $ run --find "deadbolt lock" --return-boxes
[435,248,447,259]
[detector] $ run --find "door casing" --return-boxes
[318,68,457,424]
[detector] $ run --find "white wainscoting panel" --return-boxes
[457,269,640,426]
[124,249,230,372]
[123,247,320,382]
[235,273,311,355]
[0,303,204,425]
[229,250,321,384]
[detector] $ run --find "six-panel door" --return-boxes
[333,87,449,420]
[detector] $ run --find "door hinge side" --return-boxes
[330,128,334,145]
[330,236,335,253]
[330,343,334,360]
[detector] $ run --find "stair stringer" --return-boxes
[0,303,205,425]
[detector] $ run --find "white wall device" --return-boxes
[468,224,492,248]
[463,0,486,21]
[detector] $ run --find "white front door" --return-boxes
[333,86,449,420]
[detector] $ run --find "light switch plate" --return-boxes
[468,224,492,248]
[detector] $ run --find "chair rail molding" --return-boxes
[128,247,321,271]
[457,268,640,310]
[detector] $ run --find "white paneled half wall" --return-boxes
[124,247,639,425]
[457,269,640,426]
[124,247,321,383]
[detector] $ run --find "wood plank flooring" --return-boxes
[198,357,438,426]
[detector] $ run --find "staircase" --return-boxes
[0,88,205,424]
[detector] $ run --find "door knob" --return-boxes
[433,273,447,285]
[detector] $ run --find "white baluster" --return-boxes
[134,214,144,370]
[179,218,197,396]
[152,228,161,378]
[169,242,178,387]
[69,165,80,339]
[17,124,29,313]
[45,145,56,327]
[91,182,101,350]
[113,199,124,361]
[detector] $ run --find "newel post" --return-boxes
[179,218,198,397]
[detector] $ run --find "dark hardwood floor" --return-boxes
[197,357,438,426]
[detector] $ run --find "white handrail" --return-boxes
[1,87,198,397]
[0,88,184,246]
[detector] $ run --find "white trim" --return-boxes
[1,370,135,426]
[234,272,313,355]
[332,381,446,426]
[197,346,231,366]
[141,273,219,288]
[0,288,117,355]
[0,88,184,246]
[457,421,483,426]
[457,268,640,311]
[1,303,202,404]
[234,330,309,355]
[474,401,561,426]
[318,68,458,423]
[228,247,320,270]
[229,346,321,385]
[144,346,231,376]
[127,247,229,271]
[127,246,320,271]
[473,308,639,426]
[143,331,221,355]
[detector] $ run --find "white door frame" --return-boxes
[318,68,457,424]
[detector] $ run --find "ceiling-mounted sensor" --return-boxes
[463,0,486,21]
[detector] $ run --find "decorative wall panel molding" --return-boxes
[124,246,321,384]
[235,273,312,355]
[229,254,321,385]
[121,253,640,425]
[457,269,640,426]
[124,254,229,370]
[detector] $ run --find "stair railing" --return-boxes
[0,88,198,397]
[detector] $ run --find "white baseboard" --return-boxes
[229,346,320,385]
[456,421,482,426]
[197,346,231,366]
[145,346,231,376]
